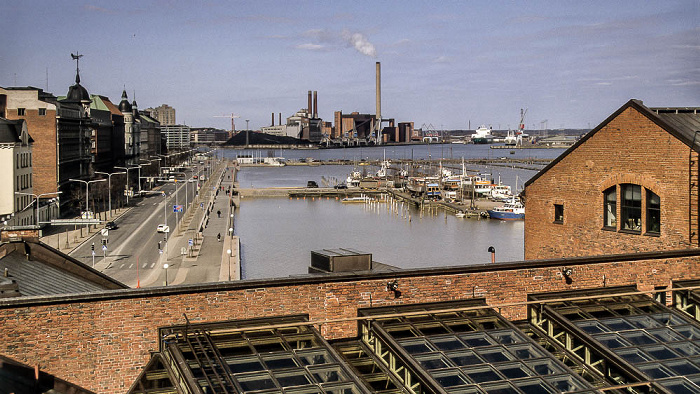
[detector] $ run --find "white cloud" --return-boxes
[295,43,325,51]
[341,30,377,57]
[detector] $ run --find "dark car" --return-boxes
[307,181,319,188]
[105,221,118,230]
[334,183,348,189]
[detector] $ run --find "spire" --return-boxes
[70,52,83,84]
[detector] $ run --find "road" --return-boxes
[69,167,207,287]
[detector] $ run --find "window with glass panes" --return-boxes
[604,187,616,229]
[621,184,641,231]
[646,190,660,234]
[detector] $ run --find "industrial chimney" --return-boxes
[376,62,381,120]
[313,91,318,118]
[307,91,312,117]
[271,112,275,126]
[279,113,282,126]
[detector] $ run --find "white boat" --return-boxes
[491,184,513,201]
[341,196,372,203]
[471,125,494,144]
[455,211,466,218]
[487,199,525,220]
[504,129,518,146]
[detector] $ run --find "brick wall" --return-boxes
[0,252,698,392]
[525,106,693,260]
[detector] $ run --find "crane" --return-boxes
[214,113,241,133]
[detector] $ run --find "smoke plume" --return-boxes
[342,30,377,57]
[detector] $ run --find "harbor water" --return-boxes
[224,144,567,280]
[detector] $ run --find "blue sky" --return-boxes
[2,1,698,130]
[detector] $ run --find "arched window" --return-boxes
[646,190,660,234]
[621,184,642,232]
[604,186,616,229]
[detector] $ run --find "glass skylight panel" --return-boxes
[229,356,266,374]
[430,336,466,351]
[658,378,700,394]
[513,377,557,394]
[447,349,483,366]
[476,346,516,363]
[459,332,496,348]
[675,325,700,340]
[592,333,630,348]
[464,365,502,383]
[574,320,610,334]
[489,329,526,345]
[415,353,451,370]
[613,348,654,364]
[397,338,434,354]
[431,370,470,388]
[619,330,657,346]
[599,317,636,331]
[496,362,532,379]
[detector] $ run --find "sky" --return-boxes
[1,1,698,131]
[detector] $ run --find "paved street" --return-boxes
[41,159,239,288]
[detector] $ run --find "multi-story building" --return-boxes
[524,99,700,260]
[1,76,92,213]
[139,111,161,158]
[118,90,141,166]
[0,118,35,227]
[145,104,175,126]
[161,124,191,150]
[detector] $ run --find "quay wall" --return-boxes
[1,250,699,392]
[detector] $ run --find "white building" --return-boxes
[161,124,191,150]
[0,118,35,227]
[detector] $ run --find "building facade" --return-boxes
[145,104,175,126]
[524,99,700,260]
[0,118,34,227]
[161,124,191,150]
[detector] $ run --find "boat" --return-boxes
[470,125,494,144]
[455,211,466,218]
[491,184,513,201]
[504,129,518,146]
[487,198,525,220]
[341,196,372,203]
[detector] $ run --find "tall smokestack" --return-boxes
[279,113,282,126]
[307,91,312,116]
[271,112,275,126]
[313,91,318,118]
[376,62,381,120]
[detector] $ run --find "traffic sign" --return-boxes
[91,250,96,256]
[102,245,107,251]
[188,239,193,246]
[101,228,109,236]
[173,205,183,213]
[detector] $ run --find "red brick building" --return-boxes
[524,99,700,260]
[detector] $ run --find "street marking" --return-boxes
[142,263,147,268]
[150,263,155,268]
[120,264,125,269]
[128,264,133,269]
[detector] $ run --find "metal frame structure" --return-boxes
[129,315,369,394]
[528,286,700,393]
[357,299,593,394]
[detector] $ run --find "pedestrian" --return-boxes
[217,233,221,242]
[217,210,221,218]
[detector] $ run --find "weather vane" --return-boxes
[70,52,83,82]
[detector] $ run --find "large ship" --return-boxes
[470,125,494,144]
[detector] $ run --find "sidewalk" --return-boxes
[151,160,240,285]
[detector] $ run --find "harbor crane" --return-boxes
[214,113,240,133]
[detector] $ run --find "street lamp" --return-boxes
[163,263,169,286]
[115,166,139,204]
[95,171,126,216]
[69,179,106,218]
[14,191,62,228]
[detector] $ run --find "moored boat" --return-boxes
[487,199,525,220]
[341,196,372,203]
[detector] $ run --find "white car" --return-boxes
[157,224,170,233]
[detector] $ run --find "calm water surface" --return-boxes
[228,144,566,280]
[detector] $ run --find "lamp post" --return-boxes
[14,191,62,228]
[163,263,169,286]
[115,166,138,204]
[69,179,106,218]
[95,171,126,217]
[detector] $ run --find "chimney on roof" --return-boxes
[279,113,282,126]
[271,112,274,126]
[313,91,318,118]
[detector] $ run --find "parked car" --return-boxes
[334,183,348,189]
[307,181,319,188]
[105,221,118,230]
[157,224,170,233]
